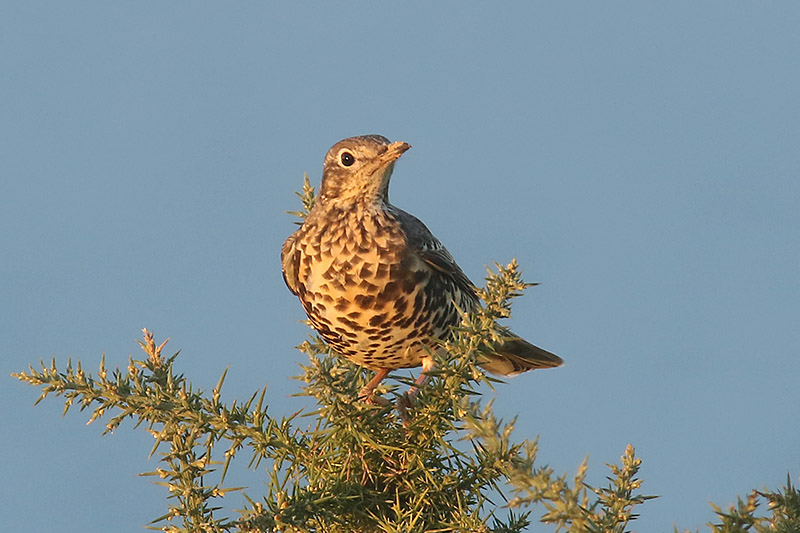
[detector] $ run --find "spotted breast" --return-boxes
[281,134,563,401]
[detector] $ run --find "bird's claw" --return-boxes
[359,391,391,406]
[395,393,413,427]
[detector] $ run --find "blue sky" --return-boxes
[2,2,798,531]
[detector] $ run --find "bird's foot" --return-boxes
[358,388,391,406]
[357,368,391,405]
[395,392,413,427]
[394,360,434,427]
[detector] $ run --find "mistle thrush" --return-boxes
[281,135,562,403]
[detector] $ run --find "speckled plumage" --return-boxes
[282,135,562,398]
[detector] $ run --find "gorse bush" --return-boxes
[13,179,798,532]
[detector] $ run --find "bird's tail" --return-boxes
[479,332,563,377]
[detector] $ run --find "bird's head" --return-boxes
[318,135,411,207]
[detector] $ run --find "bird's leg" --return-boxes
[358,368,391,405]
[396,357,436,425]
[405,358,435,402]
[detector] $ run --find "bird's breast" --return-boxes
[292,209,446,369]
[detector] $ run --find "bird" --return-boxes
[281,134,562,409]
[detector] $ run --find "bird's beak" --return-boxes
[383,141,411,162]
[367,141,411,177]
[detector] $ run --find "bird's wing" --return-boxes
[281,232,301,295]
[391,207,479,306]
[391,207,564,375]
[417,247,478,303]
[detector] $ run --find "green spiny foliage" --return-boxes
[12,177,798,532]
[16,263,601,532]
[285,173,316,221]
[705,476,800,533]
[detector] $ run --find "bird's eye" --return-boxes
[340,151,355,167]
